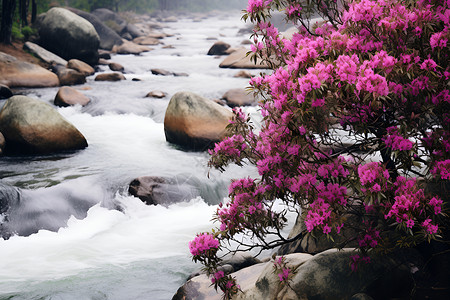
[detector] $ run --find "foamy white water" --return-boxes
[0,10,265,300]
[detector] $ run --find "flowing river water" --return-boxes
[0,11,267,300]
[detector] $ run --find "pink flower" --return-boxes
[189,233,220,256]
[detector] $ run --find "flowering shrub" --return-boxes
[190,0,449,298]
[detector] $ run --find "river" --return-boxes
[0,10,263,300]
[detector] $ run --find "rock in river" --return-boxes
[54,86,90,107]
[0,95,88,155]
[164,91,232,151]
[36,7,100,65]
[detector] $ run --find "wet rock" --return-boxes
[23,41,68,66]
[234,70,253,78]
[52,65,86,86]
[67,7,124,51]
[222,88,257,107]
[145,31,168,39]
[151,68,172,76]
[163,16,178,22]
[207,41,231,55]
[174,249,416,300]
[128,175,207,206]
[54,86,90,107]
[164,91,232,151]
[121,32,133,40]
[98,50,112,60]
[95,72,126,82]
[126,23,145,38]
[36,7,99,65]
[0,84,13,99]
[0,95,87,154]
[173,72,189,77]
[146,90,166,98]
[219,48,269,69]
[98,58,110,65]
[67,59,95,76]
[0,52,59,88]
[92,8,127,35]
[112,40,152,55]
[133,36,161,46]
[108,62,124,72]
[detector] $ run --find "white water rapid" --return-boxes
[0,10,263,300]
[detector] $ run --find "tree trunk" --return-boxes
[31,0,37,24]
[20,0,29,26]
[0,0,17,44]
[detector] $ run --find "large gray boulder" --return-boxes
[0,96,87,154]
[37,7,100,65]
[174,249,416,300]
[0,52,59,88]
[164,91,232,151]
[67,7,124,51]
[92,8,127,35]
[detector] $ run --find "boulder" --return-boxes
[163,16,178,22]
[0,52,59,88]
[151,68,172,76]
[94,72,126,81]
[277,213,358,256]
[67,7,124,51]
[92,8,128,35]
[146,90,166,98]
[67,59,95,76]
[145,31,168,39]
[126,23,145,38]
[108,62,124,72]
[219,48,269,69]
[222,88,257,107]
[23,41,68,66]
[37,7,99,65]
[0,95,88,154]
[234,70,253,78]
[128,175,208,206]
[164,91,232,151]
[54,86,90,107]
[175,249,416,300]
[0,131,5,155]
[207,41,231,56]
[133,36,161,46]
[52,65,86,86]
[112,40,152,55]
[0,84,13,99]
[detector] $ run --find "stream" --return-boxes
[0,10,263,300]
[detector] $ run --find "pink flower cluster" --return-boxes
[358,162,390,193]
[211,270,225,284]
[431,159,450,179]
[383,127,414,151]
[209,134,247,158]
[189,233,219,256]
[246,0,273,14]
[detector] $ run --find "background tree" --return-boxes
[0,0,17,44]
